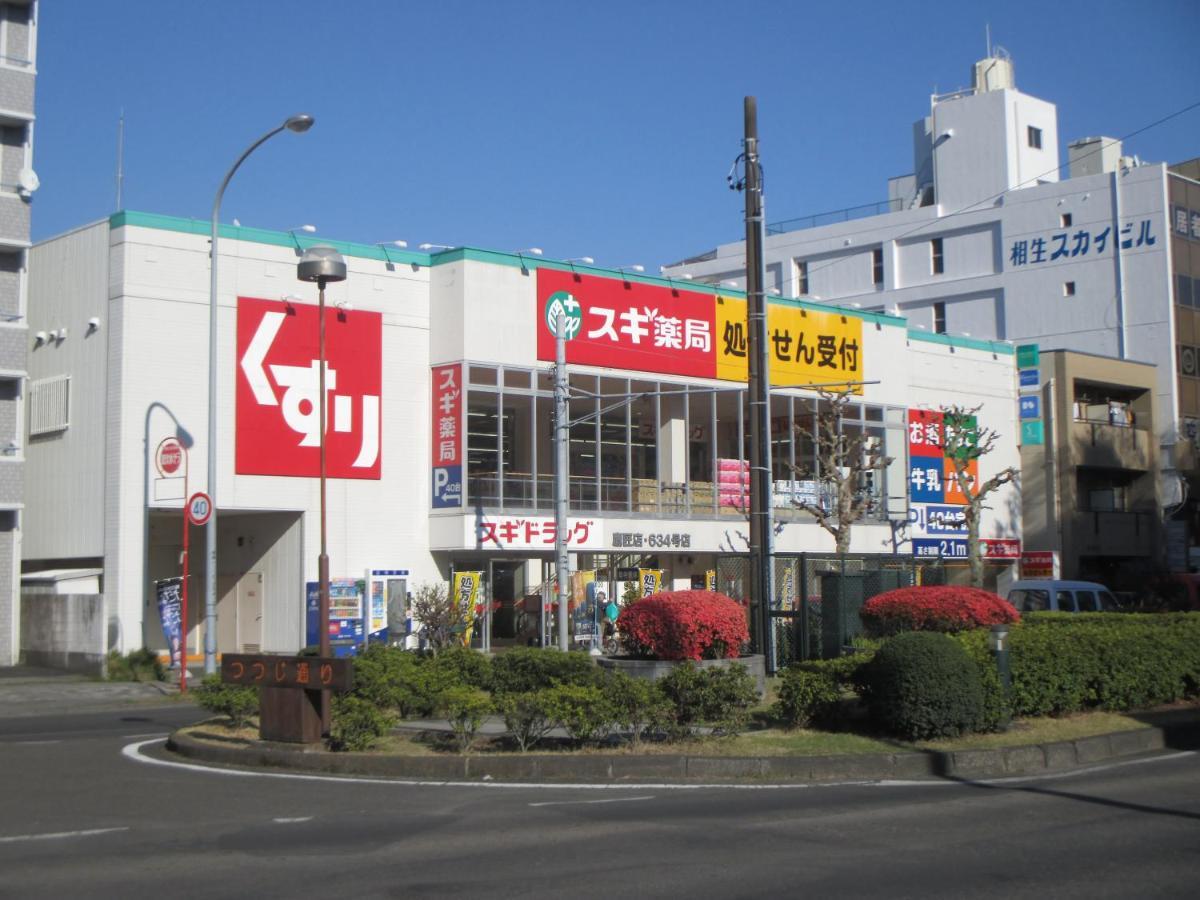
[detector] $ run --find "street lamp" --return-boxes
[989,622,1012,729]
[205,113,313,675]
[297,246,347,682]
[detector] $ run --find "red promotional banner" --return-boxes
[908,409,943,458]
[236,296,382,479]
[536,269,716,378]
[981,538,1021,559]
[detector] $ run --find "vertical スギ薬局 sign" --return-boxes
[236,297,382,479]
[431,364,463,509]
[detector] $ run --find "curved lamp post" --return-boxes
[205,114,314,675]
[297,246,347,733]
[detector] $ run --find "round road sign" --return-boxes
[156,438,184,476]
[187,492,213,526]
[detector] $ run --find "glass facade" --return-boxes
[463,362,898,522]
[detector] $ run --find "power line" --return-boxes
[714,95,1200,289]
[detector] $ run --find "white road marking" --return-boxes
[272,816,314,823]
[122,733,169,740]
[9,739,61,745]
[122,740,1198,793]
[0,827,129,844]
[529,795,656,807]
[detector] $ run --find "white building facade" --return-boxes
[23,211,1020,662]
[664,54,1195,577]
[0,0,36,666]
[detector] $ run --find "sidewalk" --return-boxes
[0,665,189,719]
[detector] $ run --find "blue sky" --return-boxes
[32,0,1200,271]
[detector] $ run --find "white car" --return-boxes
[1006,580,1119,613]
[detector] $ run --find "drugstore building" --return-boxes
[21,212,1020,663]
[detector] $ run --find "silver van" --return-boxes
[1006,580,1119,613]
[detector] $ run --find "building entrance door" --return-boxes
[216,571,264,653]
[488,560,524,643]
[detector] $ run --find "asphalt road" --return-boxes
[1,706,1197,899]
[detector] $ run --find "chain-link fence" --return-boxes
[717,553,1006,669]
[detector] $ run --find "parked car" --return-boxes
[1006,580,1119,613]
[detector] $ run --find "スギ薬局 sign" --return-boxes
[535,270,864,389]
[236,297,382,479]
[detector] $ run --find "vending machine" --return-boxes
[366,568,411,648]
[306,579,365,657]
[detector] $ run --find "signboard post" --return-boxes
[221,654,353,743]
[1020,550,1060,579]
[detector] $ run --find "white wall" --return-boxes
[103,222,443,652]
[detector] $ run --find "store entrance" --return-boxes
[488,559,525,646]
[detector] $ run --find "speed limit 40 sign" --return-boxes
[187,492,213,526]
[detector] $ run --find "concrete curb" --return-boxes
[166,714,1200,784]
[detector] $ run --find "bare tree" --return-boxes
[407,581,458,655]
[940,405,1017,587]
[792,388,893,554]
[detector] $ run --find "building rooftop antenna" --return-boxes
[115,108,124,211]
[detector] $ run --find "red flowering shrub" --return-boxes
[618,590,749,661]
[860,586,1019,637]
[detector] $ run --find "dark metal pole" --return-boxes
[318,278,331,731]
[743,96,776,673]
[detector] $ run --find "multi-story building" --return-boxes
[664,52,1195,583]
[0,0,36,666]
[23,212,1019,666]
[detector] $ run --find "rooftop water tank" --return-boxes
[972,55,1015,92]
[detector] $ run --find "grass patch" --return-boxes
[913,710,1152,751]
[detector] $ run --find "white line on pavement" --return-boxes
[122,740,1198,793]
[0,827,129,844]
[272,816,314,823]
[122,733,169,740]
[529,795,656,807]
[8,739,61,745]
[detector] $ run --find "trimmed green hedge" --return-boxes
[857,632,985,740]
[953,613,1200,724]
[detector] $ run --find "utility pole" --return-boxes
[743,96,776,673]
[554,313,571,651]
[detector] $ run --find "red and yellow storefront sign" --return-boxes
[535,270,864,391]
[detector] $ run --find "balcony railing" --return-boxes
[466,473,886,523]
[1069,509,1156,557]
[1070,420,1151,471]
[767,198,905,235]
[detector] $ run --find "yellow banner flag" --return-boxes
[639,568,663,597]
[716,295,864,393]
[451,571,483,646]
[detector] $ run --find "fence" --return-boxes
[717,553,961,669]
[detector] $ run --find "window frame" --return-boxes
[930,238,944,275]
[1027,125,1043,150]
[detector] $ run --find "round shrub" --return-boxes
[330,694,395,752]
[617,590,749,661]
[774,667,840,729]
[490,647,598,695]
[194,673,258,729]
[857,631,985,740]
[860,585,1019,637]
[658,662,757,737]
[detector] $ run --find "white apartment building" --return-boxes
[664,53,1197,579]
[0,0,36,666]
